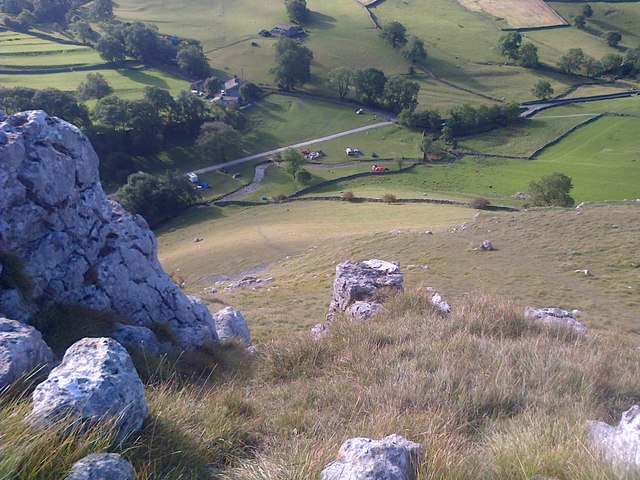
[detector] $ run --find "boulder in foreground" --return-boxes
[321,434,423,480]
[65,453,135,480]
[28,337,148,444]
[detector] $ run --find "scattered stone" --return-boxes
[326,259,403,322]
[576,201,586,209]
[513,192,530,199]
[224,276,275,291]
[321,434,423,480]
[194,237,203,243]
[423,230,433,235]
[211,306,252,346]
[0,111,216,350]
[574,269,590,276]
[28,337,148,444]
[310,322,330,341]
[524,307,587,334]
[480,240,494,251]
[348,301,384,320]
[427,287,451,315]
[589,405,640,476]
[65,453,135,480]
[0,317,55,391]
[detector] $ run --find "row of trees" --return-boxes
[558,47,640,78]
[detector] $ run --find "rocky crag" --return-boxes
[0,110,216,350]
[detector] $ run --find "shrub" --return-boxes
[342,190,355,201]
[528,172,575,207]
[470,197,491,209]
[382,193,397,203]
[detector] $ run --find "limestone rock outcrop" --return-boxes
[524,307,587,334]
[0,317,55,390]
[28,337,148,444]
[65,453,135,480]
[589,405,640,476]
[0,110,217,349]
[211,306,252,346]
[321,434,423,480]
[327,259,403,320]
[312,259,403,338]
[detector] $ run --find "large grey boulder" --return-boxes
[0,317,55,390]
[28,337,148,444]
[211,306,252,346]
[65,453,135,480]
[0,111,216,350]
[327,259,403,321]
[321,434,423,480]
[589,405,640,476]
[524,307,587,334]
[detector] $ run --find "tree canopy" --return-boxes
[270,38,313,90]
[353,68,387,105]
[532,80,554,100]
[497,32,522,60]
[76,73,113,101]
[381,21,407,49]
[528,172,575,207]
[196,121,241,162]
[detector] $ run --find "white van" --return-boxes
[187,172,199,183]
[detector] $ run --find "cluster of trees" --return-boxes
[558,47,640,78]
[273,148,311,184]
[496,32,538,68]
[326,67,420,113]
[285,0,309,24]
[0,78,249,184]
[380,21,427,63]
[270,38,313,90]
[1,0,114,32]
[95,21,212,78]
[116,172,200,227]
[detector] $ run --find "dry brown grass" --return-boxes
[456,0,567,28]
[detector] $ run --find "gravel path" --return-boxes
[219,163,271,201]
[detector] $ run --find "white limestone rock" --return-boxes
[28,337,148,444]
[0,111,217,350]
[65,453,135,480]
[0,317,55,390]
[347,301,384,320]
[589,405,640,477]
[211,306,252,346]
[524,307,587,334]
[321,434,423,480]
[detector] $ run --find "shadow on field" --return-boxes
[309,11,337,30]
[119,68,169,88]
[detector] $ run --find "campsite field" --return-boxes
[456,0,567,29]
[0,31,188,97]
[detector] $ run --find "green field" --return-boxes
[0,30,189,98]
[307,116,640,204]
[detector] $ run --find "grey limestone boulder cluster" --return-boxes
[426,287,451,315]
[321,434,423,480]
[0,110,217,350]
[312,259,404,338]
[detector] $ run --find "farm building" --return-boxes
[269,25,305,38]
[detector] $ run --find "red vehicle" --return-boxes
[372,165,385,172]
[301,149,310,155]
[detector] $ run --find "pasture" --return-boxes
[306,115,640,204]
[0,31,189,98]
[456,0,566,29]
